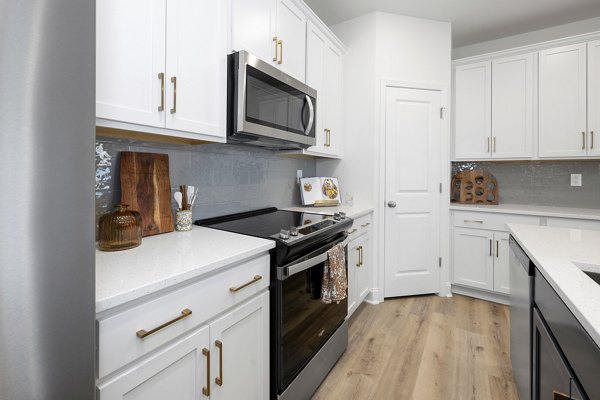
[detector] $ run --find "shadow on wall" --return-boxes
[95,138,317,236]
[451,160,600,208]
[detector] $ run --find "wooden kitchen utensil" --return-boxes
[451,169,498,205]
[120,152,174,236]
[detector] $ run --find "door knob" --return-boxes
[387,201,397,208]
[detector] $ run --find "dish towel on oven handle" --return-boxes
[321,243,348,304]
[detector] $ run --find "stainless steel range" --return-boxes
[196,208,352,400]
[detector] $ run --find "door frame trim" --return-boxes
[375,79,451,301]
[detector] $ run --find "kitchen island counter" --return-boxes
[508,223,600,348]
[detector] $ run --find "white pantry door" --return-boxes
[384,87,442,298]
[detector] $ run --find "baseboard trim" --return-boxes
[451,285,509,305]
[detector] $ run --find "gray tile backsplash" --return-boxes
[95,138,316,230]
[452,161,600,208]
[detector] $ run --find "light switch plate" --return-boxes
[571,174,582,187]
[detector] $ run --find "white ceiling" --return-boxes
[303,0,600,47]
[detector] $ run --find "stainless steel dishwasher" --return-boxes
[509,236,535,400]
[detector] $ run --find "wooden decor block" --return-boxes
[120,152,174,236]
[451,170,499,205]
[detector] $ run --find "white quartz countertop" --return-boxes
[283,204,374,219]
[450,203,600,220]
[508,224,600,348]
[96,226,275,314]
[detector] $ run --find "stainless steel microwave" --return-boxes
[227,51,317,150]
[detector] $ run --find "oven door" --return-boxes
[273,235,349,394]
[230,51,316,149]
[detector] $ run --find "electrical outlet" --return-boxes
[571,174,582,187]
[296,170,303,183]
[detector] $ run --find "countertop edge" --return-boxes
[96,241,275,314]
[450,204,600,220]
[507,223,600,349]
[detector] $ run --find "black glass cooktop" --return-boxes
[195,207,330,239]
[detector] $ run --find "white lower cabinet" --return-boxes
[97,325,210,400]
[347,214,372,317]
[98,292,269,400]
[452,211,540,299]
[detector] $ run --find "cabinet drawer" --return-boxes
[97,254,270,379]
[350,213,372,237]
[452,211,539,231]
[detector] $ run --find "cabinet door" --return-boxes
[589,40,600,157]
[275,0,306,81]
[229,0,275,63]
[165,0,226,137]
[356,235,371,303]
[323,43,343,156]
[492,53,534,159]
[453,61,492,160]
[493,232,510,294]
[305,22,327,152]
[97,326,209,400]
[452,227,494,291]
[532,308,572,400]
[347,239,360,316]
[539,43,587,158]
[209,292,269,400]
[96,0,166,128]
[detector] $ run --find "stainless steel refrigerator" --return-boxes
[0,0,95,399]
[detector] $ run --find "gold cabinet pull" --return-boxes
[487,137,490,152]
[158,72,165,111]
[170,76,177,114]
[136,308,192,339]
[356,247,361,267]
[496,240,499,258]
[553,390,569,400]
[272,36,278,62]
[347,228,358,234]
[489,239,492,257]
[361,222,370,228]
[277,39,283,64]
[324,129,331,147]
[582,131,586,150]
[493,137,496,153]
[202,348,210,396]
[215,340,223,386]
[229,275,262,292]
[359,246,363,266]
[464,220,483,224]
[592,131,595,149]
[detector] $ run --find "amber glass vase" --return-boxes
[98,205,142,251]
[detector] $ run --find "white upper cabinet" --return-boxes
[305,22,326,151]
[165,0,227,136]
[96,0,166,128]
[229,0,274,63]
[96,0,227,141]
[589,40,600,157]
[538,43,587,158]
[274,0,307,82]
[491,53,534,159]
[453,61,492,160]
[230,0,306,82]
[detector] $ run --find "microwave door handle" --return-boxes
[278,235,350,280]
[304,95,314,136]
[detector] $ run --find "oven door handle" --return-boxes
[278,235,350,280]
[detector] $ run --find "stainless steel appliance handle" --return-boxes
[305,95,314,136]
[278,236,350,280]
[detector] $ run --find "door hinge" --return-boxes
[440,107,446,119]
[438,257,442,268]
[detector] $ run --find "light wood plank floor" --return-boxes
[312,294,518,400]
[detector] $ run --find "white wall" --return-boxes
[453,16,600,59]
[317,12,451,302]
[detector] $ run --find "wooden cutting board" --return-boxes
[120,152,174,236]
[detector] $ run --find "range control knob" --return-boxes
[333,213,341,221]
[339,212,346,219]
[289,227,298,236]
[279,229,290,240]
